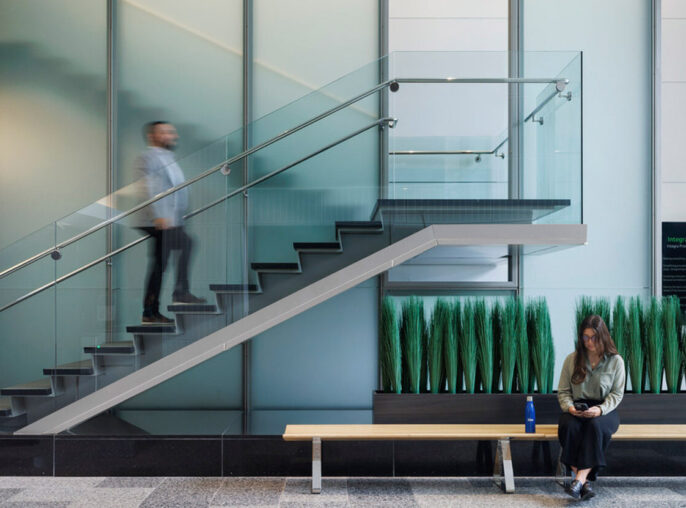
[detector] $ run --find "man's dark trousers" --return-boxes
[139,226,193,316]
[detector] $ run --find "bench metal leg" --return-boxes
[312,437,322,494]
[493,438,515,493]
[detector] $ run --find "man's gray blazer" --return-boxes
[134,147,189,228]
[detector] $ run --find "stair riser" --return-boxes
[161,313,230,345]
[214,293,258,315]
[172,312,226,331]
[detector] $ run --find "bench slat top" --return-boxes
[282,424,686,441]
[283,424,558,441]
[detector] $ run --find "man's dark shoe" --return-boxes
[581,482,595,501]
[566,479,583,500]
[142,312,174,325]
[172,292,207,304]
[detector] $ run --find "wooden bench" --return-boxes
[282,423,686,494]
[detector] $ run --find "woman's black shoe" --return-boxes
[581,482,595,501]
[566,479,583,499]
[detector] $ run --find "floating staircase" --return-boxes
[1,199,585,435]
[0,220,389,432]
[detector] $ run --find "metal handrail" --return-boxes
[0,76,568,282]
[0,118,395,313]
[389,80,569,158]
[186,117,395,220]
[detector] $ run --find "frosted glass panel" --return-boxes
[115,0,243,190]
[0,0,107,249]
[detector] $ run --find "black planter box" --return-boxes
[373,392,686,425]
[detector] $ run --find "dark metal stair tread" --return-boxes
[251,262,300,271]
[335,220,382,230]
[167,303,218,313]
[293,242,341,251]
[1,378,52,396]
[209,283,260,293]
[370,198,571,224]
[126,324,177,334]
[43,360,95,376]
[84,341,136,354]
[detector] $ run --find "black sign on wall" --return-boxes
[662,222,686,313]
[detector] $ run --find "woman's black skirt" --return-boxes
[558,399,620,481]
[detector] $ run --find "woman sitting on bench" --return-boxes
[557,314,625,501]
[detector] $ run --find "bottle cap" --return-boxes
[526,396,533,402]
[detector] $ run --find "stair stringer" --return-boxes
[16,223,587,435]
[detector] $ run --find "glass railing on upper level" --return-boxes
[0,51,582,434]
[387,51,581,221]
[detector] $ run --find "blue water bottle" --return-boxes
[525,395,536,433]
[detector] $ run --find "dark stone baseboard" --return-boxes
[1,434,685,477]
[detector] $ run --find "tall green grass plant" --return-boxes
[443,300,459,393]
[663,296,681,393]
[428,300,448,393]
[515,296,530,393]
[492,301,503,392]
[527,298,555,393]
[644,297,663,393]
[627,297,644,393]
[461,300,478,394]
[475,299,493,393]
[401,297,425,394]
[500,298,517,394]
[380,297,402,393]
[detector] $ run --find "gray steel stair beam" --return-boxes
[293,242,342,252]
[250,262,301,273]
[42,360,96,376]
[1,378,55,397]
[84,341,137,355]
[125,324,178,335]
[209,283,261,293]
[167,303,219,314]
[16,224,587,435]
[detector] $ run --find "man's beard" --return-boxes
[164,141,177,151]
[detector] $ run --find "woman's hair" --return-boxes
[571,314,618,384]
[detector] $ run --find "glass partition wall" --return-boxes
[0,51,582,436]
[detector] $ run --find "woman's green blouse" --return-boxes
[557,352,626,415]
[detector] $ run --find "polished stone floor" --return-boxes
[0,476,685,507]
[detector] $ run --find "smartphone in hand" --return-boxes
[574,402,589,411]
